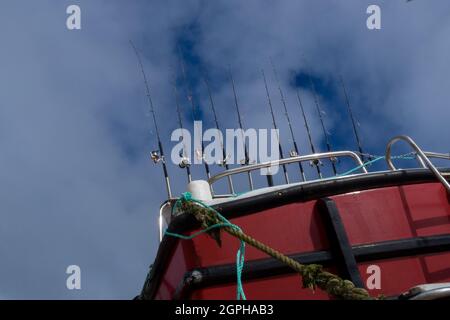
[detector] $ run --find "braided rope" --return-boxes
[166,193,246,300]
[168,193,375,300]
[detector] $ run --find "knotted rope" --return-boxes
[165,192,246,300]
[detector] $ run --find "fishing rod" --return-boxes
[228,66,254,190]
[302,57,338,175]
[130,41,172,199]
[261,69,289,185]
[338,74,366,162]
[171,73,192,183]
[308,73,338,175]
[203,74,235,194]
[177,49,212,182]
[270,58,306,182]
[295,88,323,179]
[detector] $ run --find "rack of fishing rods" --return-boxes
[131,43,365,200]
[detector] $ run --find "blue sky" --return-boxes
[1,0,450,299]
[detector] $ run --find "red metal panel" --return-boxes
[190,253,450,300]
[154,240,198,300]
[332,183,450,245]
[358,252,450,297]
[190,200,329,267]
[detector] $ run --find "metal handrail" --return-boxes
[425,151,450,162]
[208,150,366,187]
[409,287,450,300]
[386,135,450,193]
[158,201,172,242]
[402,283,450,300]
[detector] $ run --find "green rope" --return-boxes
[165,192,247,300]
[337,153,416,177]
[176,198,375,300]
[165,223,229,240]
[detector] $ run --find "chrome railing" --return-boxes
[386,135,450,193]
[208,150,367,193]
[158,201,172,242]
[401,283,450,300]
[207,135,450,196]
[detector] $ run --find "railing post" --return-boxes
[386,135,450,193]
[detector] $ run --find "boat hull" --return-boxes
[141,169,450,300]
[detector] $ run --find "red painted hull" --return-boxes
[148,179,450,300]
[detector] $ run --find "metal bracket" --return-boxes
[318,198,364,288]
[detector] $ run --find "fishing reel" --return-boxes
[309,158,323,167]
[178,150,191,168]
[218,154,231,167]
[150,150,163,164]
[239,157,255,165]
[179,157,191,168]
[330,156,339,164]
[289,150,298,157]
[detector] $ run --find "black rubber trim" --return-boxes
[317,198,364,288]
[173,234,450,299]
[140,168,450,300]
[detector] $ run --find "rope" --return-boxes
[166,192,247,300]
[337,152,417,177]
[166,192,375,300]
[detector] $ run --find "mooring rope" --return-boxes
[165,192,247,300]
[165,192,375,300]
